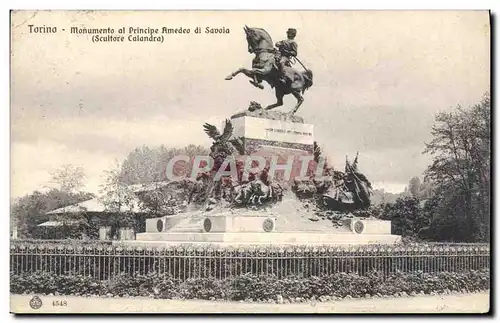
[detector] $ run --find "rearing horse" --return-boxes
[225,26,313,115]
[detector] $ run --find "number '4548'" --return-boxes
[52,300,67,306]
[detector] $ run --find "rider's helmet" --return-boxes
[287,28,297,38]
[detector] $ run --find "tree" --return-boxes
[371,188,406,205]
[136,180,193,217]
[11,189,94,239]
[417,177,434,200]
[50,164,86,193]
[408,177,422,197]
[99,161,140,239]
[119,144,210,184]
[418,188,470,242]
[99,161,137,213]
[12,164,94,239]
[423,93,490,242]
[378,196,429,239]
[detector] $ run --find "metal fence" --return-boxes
[10,241,490,281]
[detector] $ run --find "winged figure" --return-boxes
[229,137,246,155]
[203,119,246,156]
[203,119,233,142]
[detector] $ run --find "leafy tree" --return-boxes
[99,161,138,239]
[136,186,174,217]
[11,189,94,239]
[371,189,406,205]
[378,196,429,238]
[404,176,435,200]
[423,93,490,242]
[417,177,434,200]
[408,177,422,197]
[418,189,467,242]
[12,164,93,239]
[135,180,195,217]
[119,144,209,185]
[50,164,86,193]
[99,161,137,213]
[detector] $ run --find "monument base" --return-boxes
[123,231,401,247]
[123,213,401,247]
[230,115,314,154]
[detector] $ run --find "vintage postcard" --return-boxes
[10,10,490,314]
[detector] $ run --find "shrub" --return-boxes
[178,278,226,300]
[11,269,490,302]
[10,271,104,296]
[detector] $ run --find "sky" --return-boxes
[10,10,490,198]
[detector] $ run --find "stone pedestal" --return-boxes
[119,113,402,247]
[230,116,317,184]
[125,232,401,246]
[231,116,314,154]
[144,214,276,234]
[203,215,276,233]
[131,215,401,247]
[145,214,205,233]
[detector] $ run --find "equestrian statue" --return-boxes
[225,27,314,115]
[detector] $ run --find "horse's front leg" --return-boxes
[225,68,253,80]
[225,68,265,90]
[290,91,304,115]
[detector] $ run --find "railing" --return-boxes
[10,241,490,281]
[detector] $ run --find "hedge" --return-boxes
[10,269,490,302]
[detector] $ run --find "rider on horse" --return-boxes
[275,28,298,85]
[225,26,313,115]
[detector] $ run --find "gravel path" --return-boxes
[11,292,490,314]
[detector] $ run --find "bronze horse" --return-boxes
[225,26,313,115]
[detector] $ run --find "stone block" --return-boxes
[203,215,276,233]
[132,231,402,245]
[231,116,314,153]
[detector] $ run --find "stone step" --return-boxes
[133,232,402,244]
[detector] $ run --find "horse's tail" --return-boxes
[302,69,314,93]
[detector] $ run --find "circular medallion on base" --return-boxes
[156,219,164,232]
[203,218,212,232]
[262,218,275,232]
[350,219,365,234]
